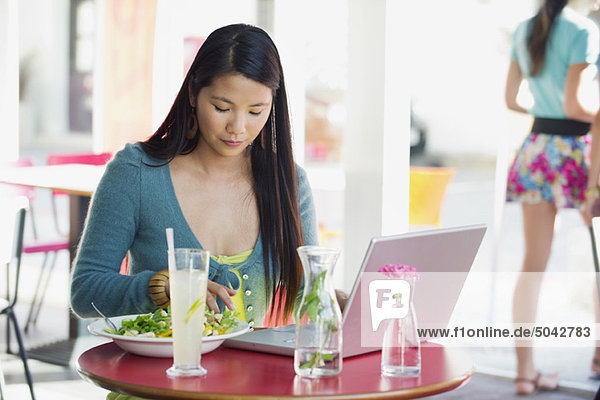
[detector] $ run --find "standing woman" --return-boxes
[70,24,318,329]
[505,0,600,394]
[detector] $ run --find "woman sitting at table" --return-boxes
[70,23,318,329]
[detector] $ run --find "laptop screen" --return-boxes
[225,224,487,358]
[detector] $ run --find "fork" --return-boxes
[91,301,118,332]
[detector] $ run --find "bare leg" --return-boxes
[513,201,559,393]
[593,283,600,375]
[579,211,600,374]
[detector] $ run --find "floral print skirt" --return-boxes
[506,133,591,210]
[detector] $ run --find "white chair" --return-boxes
[0,197,35,399]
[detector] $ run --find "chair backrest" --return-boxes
[1,197,27,307]
[11,158,34,168]
[409,166,456,227]
[12,205,26,267]
[0,157,36,203]
[46,152,112,167]
[46,152,112,197]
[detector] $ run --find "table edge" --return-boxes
[0,164,101,196]
[76,362,473,400]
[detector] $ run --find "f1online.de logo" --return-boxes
[368,279,411,331]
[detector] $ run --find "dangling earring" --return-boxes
[186,107,198,139]
[271,104,277,153]
[260,127,266,150]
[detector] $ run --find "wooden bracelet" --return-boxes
[148,269,170,308]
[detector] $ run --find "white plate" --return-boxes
[88,314,251,358]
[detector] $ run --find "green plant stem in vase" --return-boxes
[297,270,338,373]
[294,246,343,378]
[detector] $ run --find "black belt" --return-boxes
[531,117,590,136]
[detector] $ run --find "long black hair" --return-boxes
[141,24,304,321]
[527,0,569,76]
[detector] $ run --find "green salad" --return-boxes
[105,307,239,338]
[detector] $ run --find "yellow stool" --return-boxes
[409,166,456,227]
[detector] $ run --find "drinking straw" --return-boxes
[166,227,175,270]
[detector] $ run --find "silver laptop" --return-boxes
[224,224,486,358]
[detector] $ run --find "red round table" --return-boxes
[77,342,472,399]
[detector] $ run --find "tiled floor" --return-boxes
[1,148,600,399]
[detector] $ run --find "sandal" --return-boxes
[514,372,559,395]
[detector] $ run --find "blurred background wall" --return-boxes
[13,0,544,158]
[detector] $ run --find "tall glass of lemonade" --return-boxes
[166,248,210,377]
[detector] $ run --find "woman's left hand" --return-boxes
[583,186,600,226]
[206,279,237,313]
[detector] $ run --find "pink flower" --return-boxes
[507,166,527,194]
[561,159,585,187]
[378,264,419,280]
[507,167,519,184]
[530,154,550,174]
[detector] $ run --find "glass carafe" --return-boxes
[294,246,343,378]
[381,275,421,376]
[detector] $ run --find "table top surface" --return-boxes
[77,342,472,400]
[0,164,105,196]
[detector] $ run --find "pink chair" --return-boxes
[46,152,113,235]
[23,152,112,332]
[1,158,39,237]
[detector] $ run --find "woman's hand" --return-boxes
[335,289,349,312]
[207,280,237,313]
[583,186,600,226]
[584,198,600,226]
[584,198,594,226]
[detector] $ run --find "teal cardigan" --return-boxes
[70,143,318,326]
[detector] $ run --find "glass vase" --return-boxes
[294,246,343,378]
[381,276,421,376]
